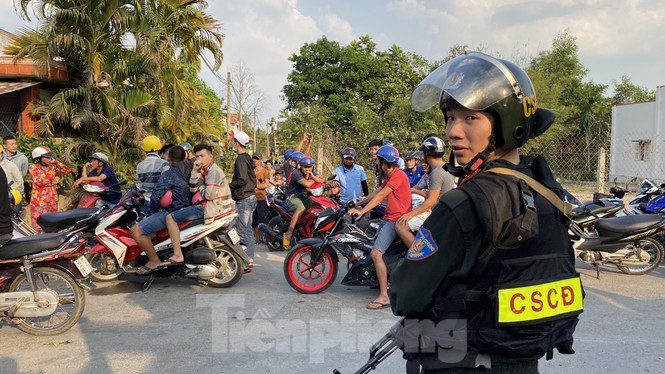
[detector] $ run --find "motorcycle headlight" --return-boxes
[315,215,326,228]
[309,186,324,197]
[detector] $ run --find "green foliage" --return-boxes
[9,0,225,171]
[611,75,656,105]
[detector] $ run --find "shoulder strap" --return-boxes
[489,167,573,218]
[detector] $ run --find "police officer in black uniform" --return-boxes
[389,53,583,373]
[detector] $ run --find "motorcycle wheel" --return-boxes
[617,236,665,275]
[266,216,287,252]
[284,244,337,294]
[9,267,86,336]
[207,240,243,288]
[86,252,122,282]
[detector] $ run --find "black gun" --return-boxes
[333,318,405,374]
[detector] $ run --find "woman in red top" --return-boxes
[29,146,72,230]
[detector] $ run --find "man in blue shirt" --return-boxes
[73,152,121,206]
[332,147,368,203]
[403,150,425,187]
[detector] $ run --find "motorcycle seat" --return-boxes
[37,208,102,231]
[596,214,664,234]
[0,233,69,260]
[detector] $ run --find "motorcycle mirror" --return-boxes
[327,174,337,181]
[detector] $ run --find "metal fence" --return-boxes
[311,128,618,202]
[0,112,20,137]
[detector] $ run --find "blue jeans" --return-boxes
[235,195,257,259]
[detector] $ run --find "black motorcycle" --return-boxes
[283,203,406,294]
[0,233,93,335]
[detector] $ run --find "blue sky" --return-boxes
[3,0,664,128]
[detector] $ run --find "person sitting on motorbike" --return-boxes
[161,144,234,266]
[282,153,324,250]
[137,136,170,209]
[396,136,455,247]
[73,152,122,207]
[130,146,191,275]
[348,145,412,310]
[285,132,314,185]
[403,150,425,188]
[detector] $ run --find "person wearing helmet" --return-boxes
[348,145,412,310]
[131,146,192,275]
[332,147,368,203]
[282,155,324,250]
[282,148,295,185]
[138,136,170,207]
[73,152,122,206]
[403,150,425,188]
[389,53,580,372]
[395,137,455,247]
[28,146,73,230]
[228,129,258,263]
[284,132,314,185]
[179,142,196,167]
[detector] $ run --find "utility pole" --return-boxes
[252,108,257,152]
[226,71,231,134]
[266,119,270,159]
[273,119,278,157]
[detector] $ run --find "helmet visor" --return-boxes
[411,52,523,112]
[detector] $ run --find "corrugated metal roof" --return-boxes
[0,81,40,95]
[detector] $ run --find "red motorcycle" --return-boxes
[259,182,339,251]
[77,179,126,208]
[86,184,250,287]
[0,233,93,335]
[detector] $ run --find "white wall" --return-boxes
[610,86,665,186]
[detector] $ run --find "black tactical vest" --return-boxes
[431,158,583,363]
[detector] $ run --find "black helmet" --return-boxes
[411,52,554,149]
[420,136,446,157]
[341,147,356,159]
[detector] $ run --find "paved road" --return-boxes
[1,245,664,373]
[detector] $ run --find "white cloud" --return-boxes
[206,0,325,122]
[318,13,355,45]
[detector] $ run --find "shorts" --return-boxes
[170,205,204,223]
[137,210,169,235]
[286,194,305,213]
[407,210,432,232]
[373,220,397,254]
[252,199,268,228]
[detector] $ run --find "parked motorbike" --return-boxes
[570,212,665,276]
[77,180,127,209]
[0,233,92,335]
[628,178,660,206]
[283,203,407,294]
[87,184,250,287]
[260,181,339,251]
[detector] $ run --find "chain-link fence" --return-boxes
[0,112,20,137]
[310,126,659,204]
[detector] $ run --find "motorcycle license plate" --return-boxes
[74,256,94,277]
[228,228,240,244]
